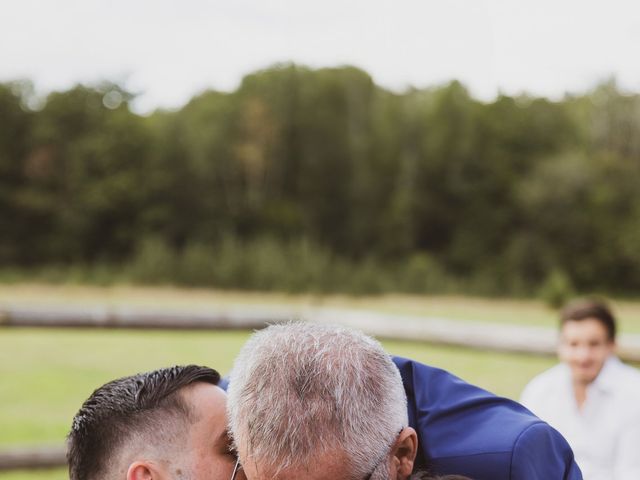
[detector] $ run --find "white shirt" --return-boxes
[520,356,640,480]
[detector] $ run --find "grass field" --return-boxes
[0,470,66,480]
[0,330,556,480]
[0,328,556,446]
[0,284,637,479]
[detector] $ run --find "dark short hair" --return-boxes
[67,365,220,480]
[560,299,617,341]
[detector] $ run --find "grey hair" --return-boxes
[227,322,408,478]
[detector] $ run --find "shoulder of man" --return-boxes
[604,357,640,403]
[393,356,582,480]
[520,363,567,406]
[611,356,640,382]
[510,422,583,480]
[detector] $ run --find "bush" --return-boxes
[345,258,391,295]
[538,269,575,308]
[177,243,217,286]
[128,237,176,284]
[281,238,333,293]
[397,253,450,294]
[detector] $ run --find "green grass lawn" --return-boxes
[0,327,556,480]
[0,470,67,480]
[0,328,555,446]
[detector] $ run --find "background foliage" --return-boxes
[2,65,639,297]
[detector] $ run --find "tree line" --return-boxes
[1,64,639,298]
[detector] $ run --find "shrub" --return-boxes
[128,237,176,284]
[178,243,217,286]
[538,269,575,308]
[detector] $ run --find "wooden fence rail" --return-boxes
[0,446,66,471]
[2,304,640,361]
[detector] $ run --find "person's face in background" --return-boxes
[558,318,614,385]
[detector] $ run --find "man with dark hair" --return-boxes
[67,365,245,480]
[521,299,640,479]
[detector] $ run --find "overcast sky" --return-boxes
[2,0,639,113]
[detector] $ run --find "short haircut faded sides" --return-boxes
[67,365,220,480]
[227,323,408,478]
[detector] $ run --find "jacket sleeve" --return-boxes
[510,422,582,480]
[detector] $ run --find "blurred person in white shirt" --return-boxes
[520,299,640,480]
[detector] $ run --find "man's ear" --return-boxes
[127,461,164,480]
[390,426,418,479]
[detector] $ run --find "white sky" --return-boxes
[2,0,639,113]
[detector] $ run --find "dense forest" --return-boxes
[1,64,639,298]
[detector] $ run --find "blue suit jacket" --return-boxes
[394,356,582,479]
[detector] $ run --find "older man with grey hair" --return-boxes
[227,322,583,480]
[227,322,418,480]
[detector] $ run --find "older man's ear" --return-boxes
[390,426,418,479]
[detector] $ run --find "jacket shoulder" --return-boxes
[511,422,582,479]
[393,356,582,479]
